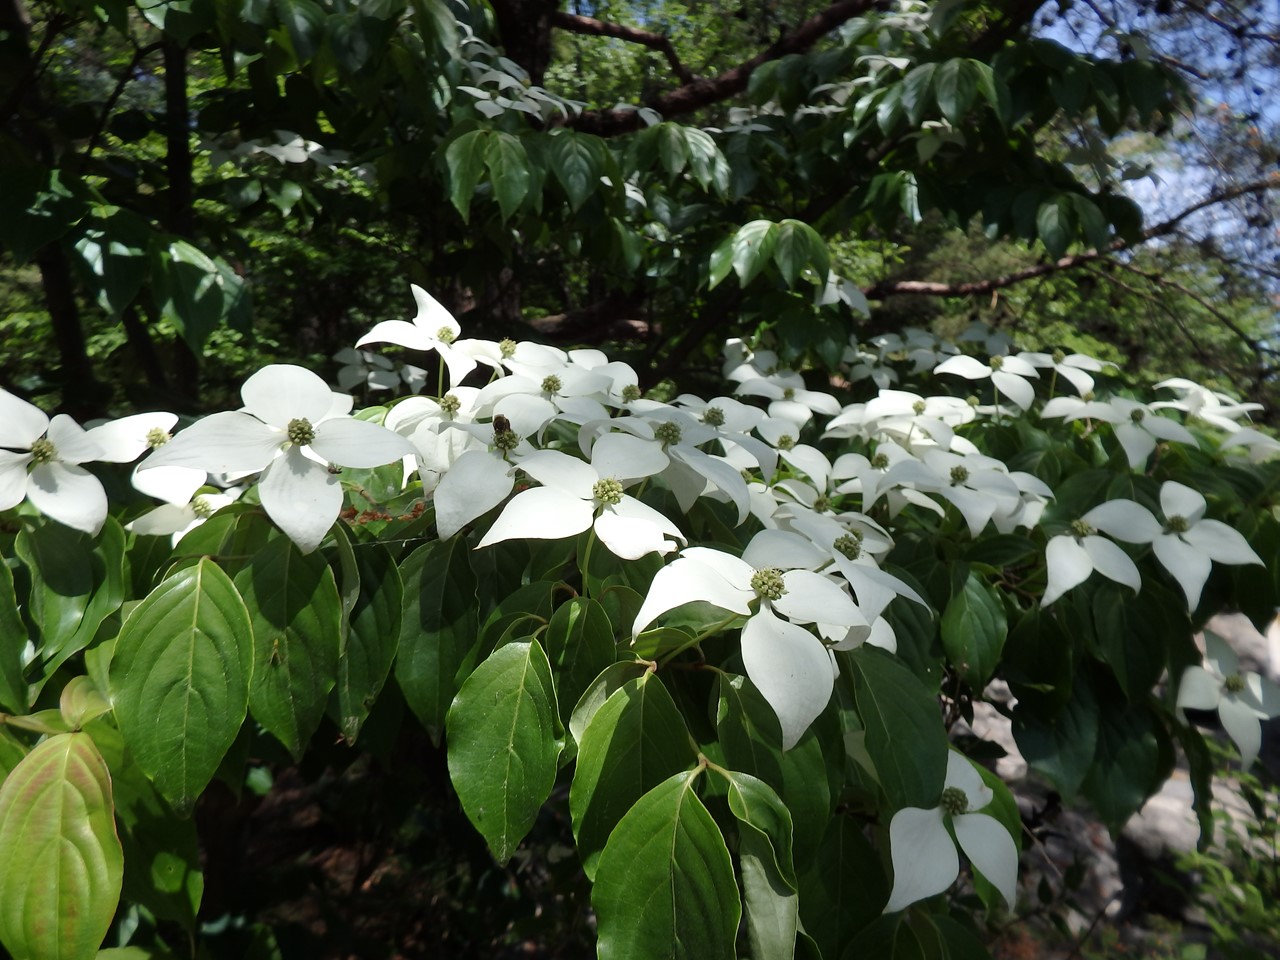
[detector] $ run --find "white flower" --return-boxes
[1069,397,1197,470]
[1041,501,1149,606]
[126,487,243,546]
[84,411,207,506]
[139,365,414,553]
[0,390,107,534]
[334,347,399,392]
[933,354,1039,411]
[884,752,1018,913]
[1177,631,1280,768]
[1018,350,1104,397]
[1149,481,1263,611]
[356,285,480,390]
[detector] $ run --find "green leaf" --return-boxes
[715,674,832,868]
[549,132,600,211]
[234,537,342,759]
[275,0,326,63]
[109,559,254,814]
[543,597,616,728]
[16,517,125,678]
[568,659,648,748]
[654,122,689,177]
[718,768,798,960]
[1080,693,1170,829]
[1036,194,1075,259]
[394,538,478,743]
[151,240,250,351]
[329,538,403,743]
[1011,678,1098,800]
[570,672,696,878]
[1070,194,1110,250]
[446,129,489,222]
[963,534,1038,568]
[940,571,1007,687]
[708,234,735,290]
[846,647,948,809]
[901,63,937,126]
[0,555,28,712]
[732,219,779,286]
[70,209,152,318]
[447,640,562,862]
[683,127,730,195]
[798,815,888,959]
[0,167,90,264]
[136,0,216,44]
[485,132,532,222]
[593,770,739,960]
[1090,580,1178,699]
[773,219,829,287]
[934,59,976,124]
[0,733,123,960]
[59,676,111,730]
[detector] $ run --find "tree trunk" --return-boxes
[161,39,202,407]
[487,0,561,84]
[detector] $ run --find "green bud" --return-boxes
[541,374,562,395]
[145,427,171,449]
[703,406,726,427]
[1223,673,1246,694]
[436,326,457,345]
[1052,349,1066,365]
[493,428,520,451]
[812,495,831,514]
[654,421,682,447]
[776,434,795,451]
[29,437,57,464]
[870,452,890,469]
[499,338,517,358]
[191,495,215,518]
[621,384,642,402]
[1071,519,1095,538]
[593,477,624,505]
[940,786,969,817]
[751,567,787,602]
[1130,408,1145,424]
[1167,515,1190,534]
[834,534,861,560]
[783,387,796,400]
[989,355,1004,370]
[439,393,461,416]
[287,417,316,447]
[912,400,927,415]
[950,465,969,486]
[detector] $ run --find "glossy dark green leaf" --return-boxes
[0,733,123,960]
[235,537,343,759]
[901,62,937,125]
[772,219,829,286]
[1035,194,1075,259]
[798,815,887,959]
[394,538,478,743]
[718,768,798,960]
[567,659,648,749]
[593,771,739,960]
[486,132,531,222]
[846,647,948,809]
[329,538,403,743]
[1011,677,1098,800]
[543,597,616,728]
[1090,580,1176,699]
[447,640,562,862]
[109,559,254,814]
[935,58,977,124]
[732,219,779,286]
[570,672,696,878]
[446,129,488,222]
[940,571,1007,688]
[549,131,600,211]
[1080,695,1171,829]
[0,555,28,712]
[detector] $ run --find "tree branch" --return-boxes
[551,11,695,85]
[863,176,1280,301]
[567,0,882,136]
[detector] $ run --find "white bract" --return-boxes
[139,364,414,553]
[933,354,1039,410]
[1150,481,1262,611]
[0,389,108,534]
[884,752,1018,914]
[1176,631,1280,768]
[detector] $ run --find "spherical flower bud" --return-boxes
[654,421,682,446]
[29,437,57,464]
[703,406,726,427]
[146,427,171,449]
[870,452,889,469]
[950,465,969,486]
[834,533,861,560]
[436,326,457,345]
[751,567,787,601]
[287,417,316,447]
[621,384,642,402]
[776,434,795,451]
[439,393,461,416]
[541,374,562,395]
[499,338,517,358]
[940,786,969,816]
[592,477,624,505]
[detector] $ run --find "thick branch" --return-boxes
[552,11,695,85]
[568,0,880,136]
[863,177,1280,301]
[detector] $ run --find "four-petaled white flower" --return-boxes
[0,389,108,534]
[884,752,1018,914]
[1041,500,1147,606]
[1176,631,1280,768]
[1150,481,1263,611]
[933,354,1040,410]
[139,364,414,553]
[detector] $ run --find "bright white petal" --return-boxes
[1152,534,1212,610]
[433,449,514,540]
[1042,535,1093,606]
[1082,500,1161,543]
[1219,695,1263,768]
[741,607,834,750]
[311,417,416,469]
[945,751,992,809]
[1082,536,1141,594]
[1175,666,1223,713]
[1055,365,1094,396]
[590,432,668,483]
[356,318,436,351]
[1113,423,1157,469]
[884,806,957,913]
[612,494,685,542]
[0,451,32,510]
[941,485,997,539]
[631,556,752,637]
[477,487,591,547]
[1160,481,1206,524]
[27,462,108,535]
[45,415,104,465]
[518,449,598,499]
[85,412,179,463]
[775,570,865,629]
[141,411,282,474]
[242,364,335,428]
[130,463,206,505]
[953,812,1019,910]
[594,509,678,560]
[934,355,990,381]
[742,529,827,570]
[127,503,197,536]
[258,446,342,553]
[410,284,460,337]
[992,371,1034,410]
[0,389,49,449]
[1184,520,1263,566]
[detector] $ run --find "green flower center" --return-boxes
[834,534,862,560]
[439,393,461,416]
[966,395,980,407]
[1129,408,1145,424]
[1083,390,1096,401]
[621,384,641,403]
[654,421,682,447]
[1052,349,1066,365]
[1223,673,1246,694]
[191,495,215,518]
[776,434,795,451]
[940,786,969,817]
[145,427,171,449]
[1071,519,1095,537]
[593,478,624,505]
[783,387,796,400]
[989,356,1004,371]
[950,465,969,486]
[912,400,927,415]
[812,495,831,514]
[28,437,57,464]
[436,326,456,345]
[541,374,562,395]
[870,452,890,470]
[1167,515,1190,534]
[703,406,726,427]
[287,417,315,446]
[751,567,787,602]
[499,338,517,359]
[492,428,520,452]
